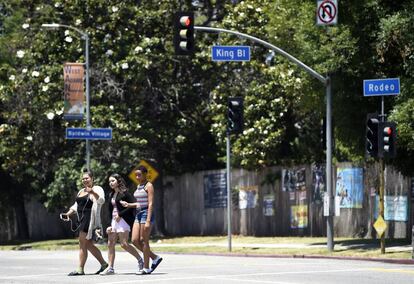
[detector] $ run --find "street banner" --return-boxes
[63,63,84,120]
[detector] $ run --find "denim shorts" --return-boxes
[135,208,155,224]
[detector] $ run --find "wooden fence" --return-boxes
[163,162,413,238]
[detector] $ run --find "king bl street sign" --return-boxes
[66,127,112,140]
[363,78,400,97]
[212,46,250,62]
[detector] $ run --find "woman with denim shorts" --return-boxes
[120,165,162,274]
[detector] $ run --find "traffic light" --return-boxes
[173,12,194,56]
[227,97,244,135]
[378,121,397,158]
[366,113,379,158]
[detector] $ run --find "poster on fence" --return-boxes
[335,167,363,208]
[238,185,258,209]
[263,194,275,216]
[374,195,408,222]
[63,63,84,120]
[203,173,227,208]
[290,205,308,229]
[282,168,306,191]
[312,164,325,203]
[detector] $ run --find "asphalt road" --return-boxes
[0,250,413,283]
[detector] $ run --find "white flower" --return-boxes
[31,71,40,77]
[65,36,73,43]
[22,68,28,73]
[44,76,50,83]
[75,19,82,25]
[112,6,119,12]
[109,105,114,110]
[22,23,30,29]
[16,50,25,58]
[56,110,63,115]
[134,46,143,53]
[42,85,49,92]
[54,2,61,8]
[105,49,114,56]
[64,30,70,36]
[26,136,33,141]
[121,63,129,69]
[279,112,284,117]
[9,75,16,81]
[175,135,185,143]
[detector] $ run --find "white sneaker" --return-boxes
[138,257,144,271]
[136,268,152,275]
[151,255,163,272]
[100,267,114,275]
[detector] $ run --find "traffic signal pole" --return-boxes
[379,95,386,254]
[226,132,232,251]
[195,26,334,251]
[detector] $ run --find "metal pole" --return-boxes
[194,25,333,251]
[379,158,385,254]
[85,34,91,171]
[379,95,385,254]
[194,26,327,85]
[226,133,232,252]
[326,75,334,252]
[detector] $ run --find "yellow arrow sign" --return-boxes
[373,215,387,237]
[128,160,159,185]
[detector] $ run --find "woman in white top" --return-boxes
[62,170,108,276]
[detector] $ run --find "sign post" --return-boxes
[364,77,400,254]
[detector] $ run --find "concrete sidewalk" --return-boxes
[151,241,412,252]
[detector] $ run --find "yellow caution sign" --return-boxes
[373,215,387,237]
[129,160,159,185]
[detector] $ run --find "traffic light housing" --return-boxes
[173,12,194,56]
[365,113,379,158]
[378,121,397,159]
[227,97,244,135]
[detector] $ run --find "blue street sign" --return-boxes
[66,127,112,140]
[212,46,250,62]
[363,78,400,97]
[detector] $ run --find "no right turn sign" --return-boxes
[317,0,338,25]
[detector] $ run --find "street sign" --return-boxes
[373,215,387,237]
[316,0,338,25]
[212,46,250,62]
[129,160,159,185]
[363,78,400,97]
[65,127,112,140]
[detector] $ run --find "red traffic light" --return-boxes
[180,16,191,27]
[383,127,392,135]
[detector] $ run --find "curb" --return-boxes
[161,251,414,265]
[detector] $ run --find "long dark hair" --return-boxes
[110,173,128,192]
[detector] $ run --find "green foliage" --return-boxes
[1,0,414,212]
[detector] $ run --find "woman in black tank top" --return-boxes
[61,170,108,276]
